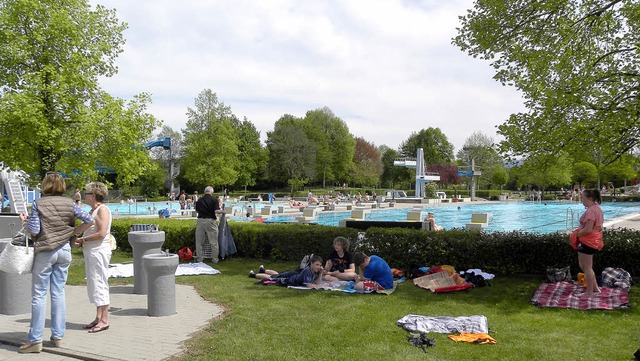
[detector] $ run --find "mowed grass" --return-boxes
[68,251,640,361]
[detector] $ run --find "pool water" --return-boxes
[97,200,639,234]
[262,201,640,234]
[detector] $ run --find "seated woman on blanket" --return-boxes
[323,236,357,281]
[249,255,324,287]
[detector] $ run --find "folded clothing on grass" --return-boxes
[530,281,630,310]
[397,314,489,334]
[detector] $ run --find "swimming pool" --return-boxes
[261,201,640,234]
[97,200,639,234]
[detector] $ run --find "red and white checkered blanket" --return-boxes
[530,282,630,310]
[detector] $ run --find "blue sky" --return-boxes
[94,0,524,152]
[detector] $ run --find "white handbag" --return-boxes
[0,228,35,274]
[108,233,117,251]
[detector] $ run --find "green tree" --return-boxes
[266,115,316,192]
[181,89,239,188]
[572,161,599,188]
[454,1,640,164]
[519,153,573,192]
[599,158,636,188]
[490,166,509,190]
[232,116,267,190]
[136,160,165,198]
[351,137,382,187]
[456,132,504,190]
[0,0,159,181]
[379,146,411,189]
[302,107,355,188]
[399,128,454,164]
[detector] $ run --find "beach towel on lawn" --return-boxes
[397,314,489,334]
[530,281,630,310]
[286,280,398,294]
[413,272,473,293]
[108,262,220,278]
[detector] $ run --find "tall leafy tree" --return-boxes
[302,107,355,188]
[399,128,454,164]
[599,157,637,187]
[519,153,573,192]
[454,0,640,164]
[351,137,382,187]
[181,89,239,189]
[232,116,267,189]
[266,115,316,192]
[489,165,509,190]
[0,0,159,181]
[572,161,599,188]
[379,146,411,189]
[457,132,504,189]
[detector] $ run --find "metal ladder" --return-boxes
[565,207,580,230]
[3,178,27,214]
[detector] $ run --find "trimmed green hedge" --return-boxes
[111,218,640,276]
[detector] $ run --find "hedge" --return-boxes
[111,218,640,276]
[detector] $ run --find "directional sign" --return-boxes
[457,170,473,177]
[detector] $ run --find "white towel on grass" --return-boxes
[108,262,220,278]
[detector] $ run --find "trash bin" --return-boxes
[0,238,31,315]
[128,231,164,294]
[143,253,179,317]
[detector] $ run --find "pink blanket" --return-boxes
[530,282,630,310]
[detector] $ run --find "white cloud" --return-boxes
[94,0,524,153]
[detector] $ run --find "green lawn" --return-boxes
[68,251,640,361]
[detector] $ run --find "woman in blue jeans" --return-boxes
[18,172,93,353]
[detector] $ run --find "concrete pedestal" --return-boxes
[0,238,31,315]
[143,253,179,317]
[0,214,21,238]
[128,231,165,294]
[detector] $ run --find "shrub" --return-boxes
[111,218,640,275]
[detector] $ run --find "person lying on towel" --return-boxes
[353,252,394,292]
[249,255,324,287]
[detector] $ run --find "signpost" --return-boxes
[457,170,473,177]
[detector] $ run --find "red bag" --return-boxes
[178,247,193,262]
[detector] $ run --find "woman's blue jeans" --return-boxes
[28,243,72,343]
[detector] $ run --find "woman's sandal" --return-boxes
[88,324,110,333]
[82,321,98,329]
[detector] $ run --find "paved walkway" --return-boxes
[0,284,223,360]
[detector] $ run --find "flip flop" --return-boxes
[82,321,98,329]
[88,325,110,333]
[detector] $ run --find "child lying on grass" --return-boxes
[249,255,324,287]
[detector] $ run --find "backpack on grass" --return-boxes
[300,254,314,270]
